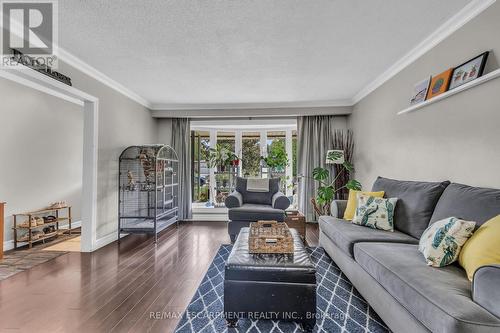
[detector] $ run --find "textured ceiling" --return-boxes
[58,0,472,106]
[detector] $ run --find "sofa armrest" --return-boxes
[472,265,500,318]
[272,192,290,210]
[225,191,243,208]
[330,200,348,218]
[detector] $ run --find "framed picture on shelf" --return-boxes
[410,76,431,105]
[426,68,453,100]
[449,51,489,90]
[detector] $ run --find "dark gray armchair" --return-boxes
[226,177,290,242]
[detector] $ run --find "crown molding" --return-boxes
[150,99,354,111]
[6,0,491,112]
[57,48,152,108]
[151,0,495,114]
[352,0,496,105]
[2,14,151,108]
[152,106,352,118]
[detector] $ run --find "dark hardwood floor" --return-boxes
[0,221,319,333]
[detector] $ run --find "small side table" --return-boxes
[285,211,306,244]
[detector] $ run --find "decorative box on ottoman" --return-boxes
[248,220,294,254]
[224,227,317,332]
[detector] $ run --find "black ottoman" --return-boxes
[224,228,317,332]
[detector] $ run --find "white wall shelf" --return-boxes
[398,68,500,115]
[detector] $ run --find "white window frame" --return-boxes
[191,119,296,203]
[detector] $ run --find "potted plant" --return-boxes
[261,149,289,177]
[229,153,240,167]
[208,144,233,172]
[310,150,361,216]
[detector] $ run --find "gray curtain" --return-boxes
[171,118,192,220]
[297,116,340,222]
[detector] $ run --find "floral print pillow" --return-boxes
[352,194,398,231]
[419,217,476,267]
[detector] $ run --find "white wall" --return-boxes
[6,2,499,248]
[349,2,500,190]
[1,60,158,248]
[0,78,83,247]
[157,118,173,146]
[56,61,158,240]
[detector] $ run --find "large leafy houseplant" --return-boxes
[208,144,237,171]
[260,148,289,175]
[311,150,361,216]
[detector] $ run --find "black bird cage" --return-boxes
[118,145,179,242]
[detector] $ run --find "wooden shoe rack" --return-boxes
[13,206,72,249]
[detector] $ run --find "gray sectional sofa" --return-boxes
[319,177,500,333]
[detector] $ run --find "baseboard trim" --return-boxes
[3,239,14,252]
[191,215,230,221]
[59,220,82,229]
[94,232,129,250]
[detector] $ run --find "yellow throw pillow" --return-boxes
[459,215,500,281]
[343,190,385,220]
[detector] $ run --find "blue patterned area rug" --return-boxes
[174,245,389,333]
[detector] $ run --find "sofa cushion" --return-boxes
[430,183,500,227]
[352,195,397,231]
[419,217,475,267]
[236,177,280,205]
[460,215,500,280]
[343,190,385,220]
[354,242,500,333]
[228,203,286,222]
[372,176,450,238]
[318,216,418,258]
